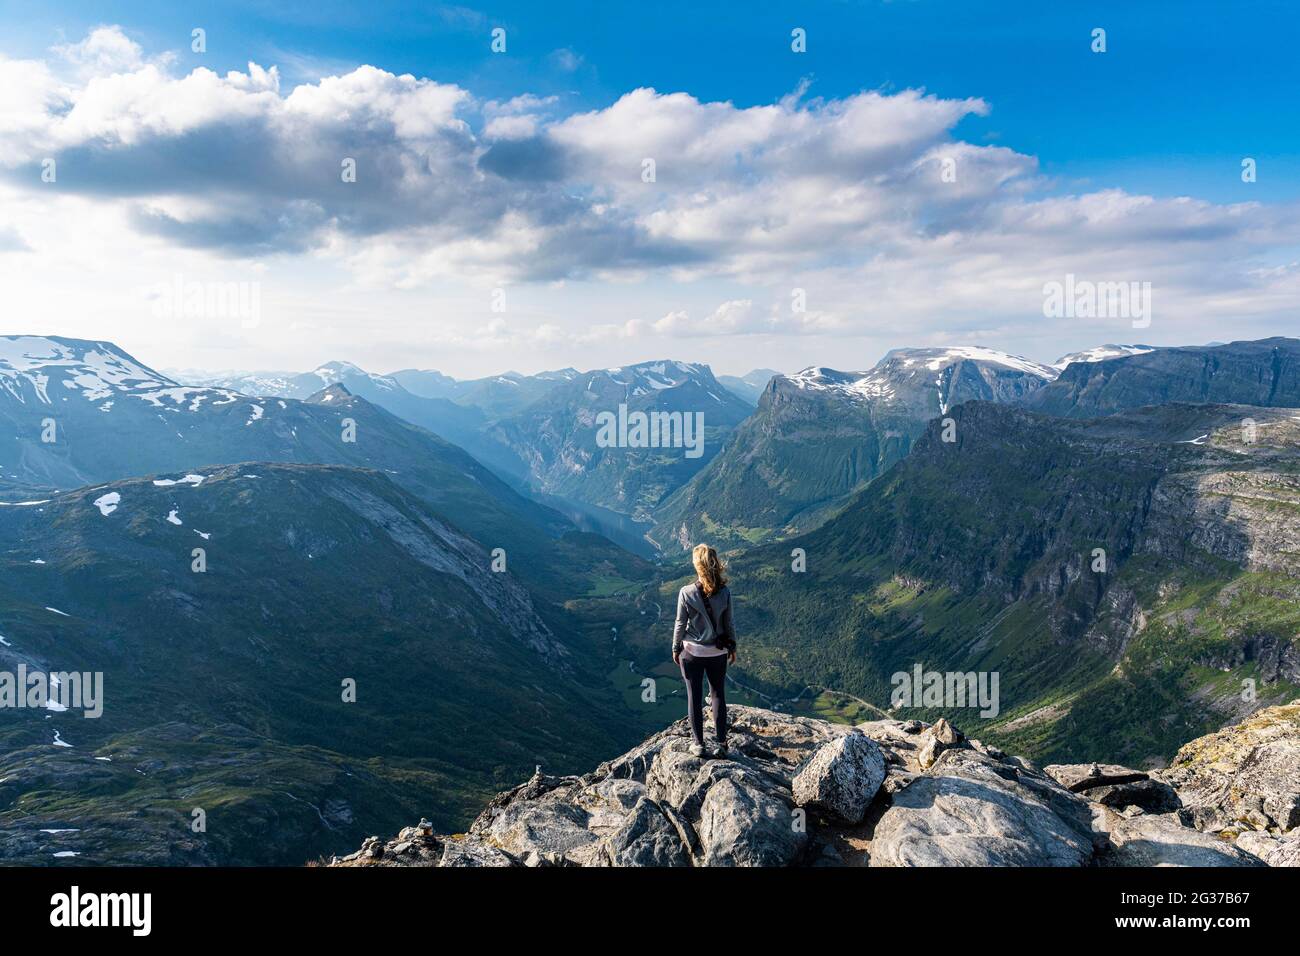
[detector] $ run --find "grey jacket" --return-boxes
[672,582,736,655]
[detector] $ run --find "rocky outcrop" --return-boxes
[330,700,1300,867]
[1156,701,1300,834]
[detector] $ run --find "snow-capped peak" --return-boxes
[0,335,244,411]
[788,366,896,402]
[312,361,400,391]
[1,335,171,402]
[1052,344,1155,370]
[884,346,1059,379]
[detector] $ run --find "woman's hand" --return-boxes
[672,652,681,666]
[728,648,737,664]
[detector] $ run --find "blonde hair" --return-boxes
[692,543,728,596]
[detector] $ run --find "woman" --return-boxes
[672,543,738,758]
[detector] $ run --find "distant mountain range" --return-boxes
[171,359,761,516]
[716,368,782,405]
[488,360,753,521]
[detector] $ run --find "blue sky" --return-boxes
[6,0,1297,201]
[0,0,1297,376]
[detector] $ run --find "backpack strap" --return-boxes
[697,583,719,636]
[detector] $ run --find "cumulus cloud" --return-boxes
[2,24,1298,361]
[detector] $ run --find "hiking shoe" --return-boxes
[690,743,706,757]
[713,743,730,759]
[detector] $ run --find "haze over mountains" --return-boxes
[5,332,1300,866]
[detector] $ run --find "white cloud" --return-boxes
[1,25,1298,377]
[53,25,148,77]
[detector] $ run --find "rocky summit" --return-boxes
[328,702,1300,867]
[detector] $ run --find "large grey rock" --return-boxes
[485,801,599,864]
[792,731,886,824]
[1158,700,1300,833]
[1098,812,1266,867]
[574,778,649,836]
[1044,763,1149,793]
[696,777,807,866]
[870,750,1095,867]
[602,797,692,867]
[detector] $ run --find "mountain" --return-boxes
[386,367,458,399]
[443,368,579,420]
[1051,344,1154,370]
[161,368,300,397]
[717,368,782,406]
[0,336,645,602]
[1029,337,1300,418]
[388,367,581,416]
[0,463,647,865]
[171,358,523,480]
[720,399,1300,767]
[328,700,1300,867]
[489,360,753,520]
[649,346,1057,551]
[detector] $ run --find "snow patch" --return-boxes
[153,474,205,487]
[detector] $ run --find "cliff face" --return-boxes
[328,701,1300,868]
[1026,337,1300,419]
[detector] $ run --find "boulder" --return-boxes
[870,749,1095,867]
[485,800,599,865]
[602,797,692,867]
[792,731,886,824]
[696,777,807,866]
[1044,763,1150,793]
[916,718,965,769]
[1097,812,1266,867]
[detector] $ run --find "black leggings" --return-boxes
[679,650,728,745]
